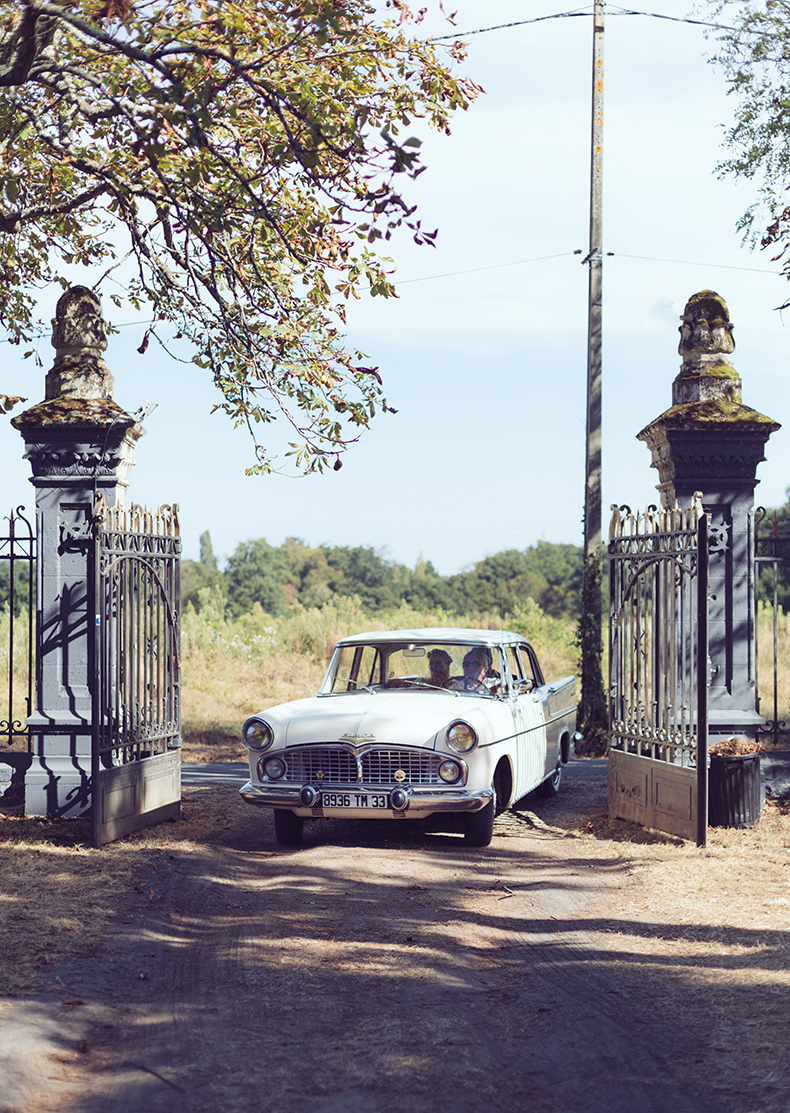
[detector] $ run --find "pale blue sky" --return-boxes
[2,1,789,574]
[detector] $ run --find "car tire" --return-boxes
[464,795,495,847]
[274,809,304,846]
[536,757,562,798]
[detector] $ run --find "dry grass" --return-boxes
[756,600,790,725]
[541,789,790,945]
[0,789,237,995]
[562,798,790,1104]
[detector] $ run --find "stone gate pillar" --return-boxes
[638,290,780,744]
[11,287,144,816]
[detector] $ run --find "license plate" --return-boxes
[319,792,389,809]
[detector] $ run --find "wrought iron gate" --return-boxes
[92,498,182,848]
[608,499,708,846]
[754,508,790,748]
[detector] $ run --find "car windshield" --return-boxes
[321,642,504,697]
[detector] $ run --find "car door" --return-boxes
[506,645,548,800]
[517,643,561,782]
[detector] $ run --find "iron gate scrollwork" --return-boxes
[92,497,182,848]
[608,498,708,846]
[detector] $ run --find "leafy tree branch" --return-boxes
[708,0,790,306]
[0,0,478,470]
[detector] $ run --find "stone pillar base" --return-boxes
[708,709,765,747]
[23,753,92,817]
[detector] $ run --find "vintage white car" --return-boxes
[239,628,578,847]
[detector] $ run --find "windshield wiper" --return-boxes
[333,678,376,695]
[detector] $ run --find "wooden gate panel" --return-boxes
[95,750,180,845]
[609,750,697,839]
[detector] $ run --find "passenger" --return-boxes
[426,648,452,689]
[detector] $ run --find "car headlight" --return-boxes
[445,721,478,754]
[263,755,287,780]
[243,718,273,752]
[439,760,462,783]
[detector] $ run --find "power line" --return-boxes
[1,248,781,345]
[0,316,156,345]
[432,8,592,41]
[608,252,782,276]
[396,250,783,286]
[606,6,736,30]
[431,6,736,41]
[396,251,579,284]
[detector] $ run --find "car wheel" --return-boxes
[536,757,562,798]
[464,795,495,847]
[274,809,304,846]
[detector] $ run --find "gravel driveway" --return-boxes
[0,760,780,1113]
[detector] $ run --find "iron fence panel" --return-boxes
[608,499,708,845]
[92,499,181,847]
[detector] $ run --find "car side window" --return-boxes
[349,645,379,689]
[513,646,537,692]
[517,645,545,688]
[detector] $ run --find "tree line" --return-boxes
[183,533,584,622]
[7,484,790,619]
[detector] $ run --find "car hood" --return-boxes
[259,691,493,749]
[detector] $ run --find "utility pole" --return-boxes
[579,0,608,752]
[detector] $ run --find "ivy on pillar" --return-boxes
[12,287,144,816]
[638,290,780,745]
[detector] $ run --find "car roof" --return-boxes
[335,627,530,648]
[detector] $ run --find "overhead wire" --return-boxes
[395,251,580,284]
[607,252,782,275]
[0,249,783,343]
[396,251,784,285]
[431,5,738,41]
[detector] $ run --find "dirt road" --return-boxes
[0,765,783,1113]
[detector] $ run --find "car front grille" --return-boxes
[282,746,443,785]
[285,748,358,784]
[361,750,440,785]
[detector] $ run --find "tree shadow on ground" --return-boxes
[5,772,789,1113]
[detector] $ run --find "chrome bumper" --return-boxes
[239,781,494,814]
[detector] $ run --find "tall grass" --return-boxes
[0,608,34,740]
[756,601,790,721]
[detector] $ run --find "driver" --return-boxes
[448,648,493,694]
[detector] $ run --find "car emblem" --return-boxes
[340,732,375,742]
[394,769,406,782]
[316,771,324,779]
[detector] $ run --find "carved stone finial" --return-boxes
[674,290,740,406]
[45,286,115,401]
[679,290,735,359]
